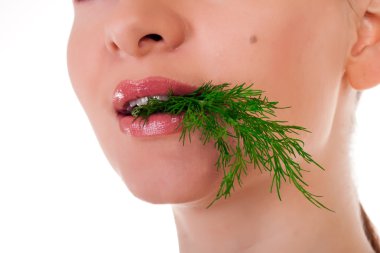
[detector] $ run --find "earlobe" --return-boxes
[346,1,380,91]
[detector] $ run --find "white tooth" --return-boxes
[135,98,142,106]
[136,97,149,106]
[151,95,169,101]
[128,95,169,108]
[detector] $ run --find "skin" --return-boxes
[67,0,380,252]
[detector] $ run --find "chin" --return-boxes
[116,163,221,205]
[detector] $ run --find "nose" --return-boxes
[104,2,189,58]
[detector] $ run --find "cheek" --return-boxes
[270,8,348,152]
[67,22,118,145]
[67,29,92,109]
[200,2,348,154]
[67,23,118,173]
[67,22,107,112]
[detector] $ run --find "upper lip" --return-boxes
[113,76,199,113]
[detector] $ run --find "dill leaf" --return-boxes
[131,82,332,211]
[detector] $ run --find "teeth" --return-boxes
[129,95,169,107]
[136,97,149,106]
[151,95,169,101]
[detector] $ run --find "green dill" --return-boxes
[131,82,331,211]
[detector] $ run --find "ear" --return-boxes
[346,0,380,91]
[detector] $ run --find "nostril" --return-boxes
[142,33,163,42]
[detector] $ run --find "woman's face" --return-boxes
[67,0,356,204]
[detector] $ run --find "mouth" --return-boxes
[112,76,199,137]
[116,94,170,116]
[113,76,198,116]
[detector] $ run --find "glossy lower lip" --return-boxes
[118,113,184,137]
[113,76,197,137]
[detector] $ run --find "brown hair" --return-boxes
[360,203,380,253]
[355,93,379,252]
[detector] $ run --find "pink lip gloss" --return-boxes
[113,76,197,137]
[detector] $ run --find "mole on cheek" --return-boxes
[249,35,258,44]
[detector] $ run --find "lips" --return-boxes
[112,76,200,137]
[113,76,199,114]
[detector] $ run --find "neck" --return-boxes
[171,84,374,253]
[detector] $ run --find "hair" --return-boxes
[349,0,380,246]
[356,91,380,252]
[360,203,380,252]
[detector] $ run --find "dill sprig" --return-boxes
[131,82,331,210]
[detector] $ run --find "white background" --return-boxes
[0,1,379,252]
